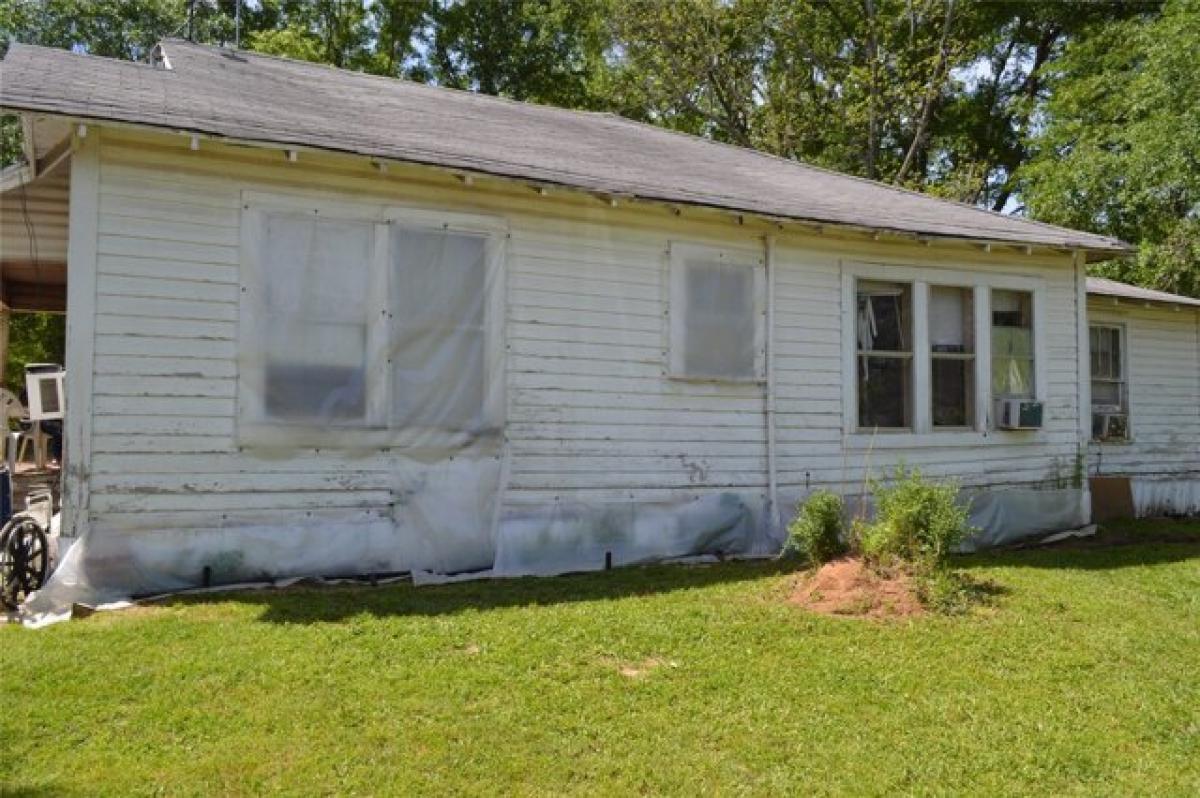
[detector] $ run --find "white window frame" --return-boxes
[667,241,766,383]
[854,278,915,430]
[238,191,506,448]
[928,284,976,430]
[990,287,1038,402]
[841,260,1046,448]
[1088,322,1130,442]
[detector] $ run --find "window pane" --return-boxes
[933,358,973,427]
[858,356,911,428]
[930,286,973,353]
[1109,329,1121,379]
[991,289,1034,398]
[682,260,755,378]
[263,216,372,319]
[992,356,1033,396]
[260,215,373,423]
[1091,381,1123,409]
[992,289,1031,329]
[392,229,488,430]
[1089,326,1121,380]
[857,281,911,352]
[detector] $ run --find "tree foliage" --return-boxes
[0,0,1188,295]
[1022,0,1198,297]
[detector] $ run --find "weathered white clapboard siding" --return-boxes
[1087,300,1200,479]
[503,222,769,497]
[78,126,1089,528]
[770,242,1086,495]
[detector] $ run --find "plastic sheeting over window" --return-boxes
[391,229,489,432]
[669,244,763,381]
[260,215,376,423]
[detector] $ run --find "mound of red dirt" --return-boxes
[790,557,924,619]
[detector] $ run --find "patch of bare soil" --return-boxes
[603,656,680,679]
[790,557,924,619]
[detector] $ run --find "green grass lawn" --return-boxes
[2,521,1198,797]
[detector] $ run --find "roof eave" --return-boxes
[0,104,1133,259]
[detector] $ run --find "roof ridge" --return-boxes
[594,111,1126,245]
[161,40,1122,246]
[4,40,160,69]
[2,40,1131,255]
[160,39,615,122]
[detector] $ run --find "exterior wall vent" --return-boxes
[150,43,172,71]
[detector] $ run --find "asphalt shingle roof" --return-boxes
[0,40,1131,257]
[1086,277,1200,308]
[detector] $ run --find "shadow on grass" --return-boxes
[957,534,1200,572]
[163,558,794,625]
[0,784,82,798]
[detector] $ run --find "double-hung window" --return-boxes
[1089,324,1128,441]
[391,227,489,431]
[240,196,500,445]
[254,213,386,426]
[991,289,1035,400]
[856,280,912,428]
[929,286,975,427]
[847,267,1041,437]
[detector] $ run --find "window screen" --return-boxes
[991,289,1034,399]
[856,280,912,428]
[676,258,757,379]
[259,214,374,423]
[391,228,487,430]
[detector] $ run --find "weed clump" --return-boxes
[783,490,846,565]
[855,467,971,571]
[788,468,986,617]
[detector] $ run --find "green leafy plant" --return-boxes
[854,467,972,572]
[784,490,847,565]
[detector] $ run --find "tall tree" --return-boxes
[1020,0,1198,297]
[426,0,611,107]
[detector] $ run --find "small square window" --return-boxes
[669,247,761,380]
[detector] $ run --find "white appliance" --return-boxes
[25,365,65,421]
[995,398,1043,430]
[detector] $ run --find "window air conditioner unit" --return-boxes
[1092,412,1128,442]
[995,398,1042,430]
[25,364,65,421]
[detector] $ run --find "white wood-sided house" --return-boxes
[1085,278,1200,518]
[0,40,1193,605]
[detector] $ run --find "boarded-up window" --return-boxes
[391,229,488,431]
[991,289,1034,399]
[930,286,974,427]
[857,280,912,428]
[259,215,374,423]
[670,247,761,380]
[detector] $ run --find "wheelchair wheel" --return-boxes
[0,516,49,610]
